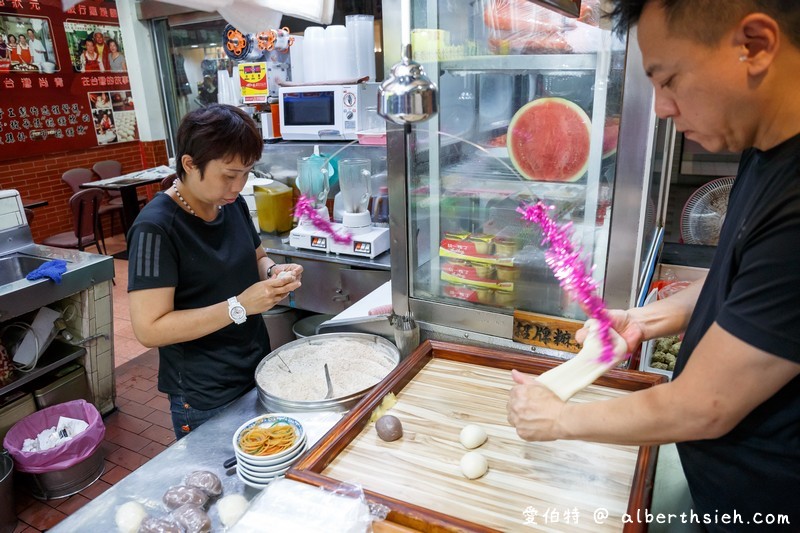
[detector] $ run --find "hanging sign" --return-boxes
[238,61,268,104]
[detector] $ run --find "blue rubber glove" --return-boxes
[26,259,68,283]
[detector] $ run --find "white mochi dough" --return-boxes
[115,501,148,533]
[217,494,250,527]
[460,451,489,479]
[277,270,294,280]
[459,424,487,449]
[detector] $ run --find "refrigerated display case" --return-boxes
[384,0,665,357]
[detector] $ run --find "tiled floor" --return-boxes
[12,234,172,532]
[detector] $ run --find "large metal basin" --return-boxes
[0,254,50,286]
[255,333,400,412]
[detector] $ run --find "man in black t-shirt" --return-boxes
[507,1,800,530]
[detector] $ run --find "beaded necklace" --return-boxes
[172,179,196,215]
[172,179,220,217]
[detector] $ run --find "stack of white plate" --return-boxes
[232,415,307,490]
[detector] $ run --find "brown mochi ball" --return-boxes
[376,414,403,442]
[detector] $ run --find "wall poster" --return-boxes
[0,0,137,161]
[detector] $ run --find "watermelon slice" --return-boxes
[603,116,621,158]
[507,97,592,182]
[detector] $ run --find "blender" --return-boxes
[289,146,334,252]
[329,158,390,258]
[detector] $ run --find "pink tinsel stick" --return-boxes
[294,195,353,244]
[517,202,619,363]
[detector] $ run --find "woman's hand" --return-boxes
[238,275,301,315]
[507,369,567,441]
[575,309,645,354]
[271,263,303,283]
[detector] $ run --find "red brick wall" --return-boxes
[2,140,168,242]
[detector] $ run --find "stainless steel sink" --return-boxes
[0,253,50,285]
[0,195,113,323]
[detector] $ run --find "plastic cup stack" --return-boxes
[324,25,354,81]
[303,26,326,84]
[346,14,376,81]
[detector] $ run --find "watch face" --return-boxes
[230,304,246,322]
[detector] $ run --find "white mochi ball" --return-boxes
[217,494,250,527]
[460,451,489,480]
[459,424,487,449]
[115,501,148,533]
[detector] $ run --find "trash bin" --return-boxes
[0,452,15,533]
[3,399,105,500]
[262,306,303,351]
[292,314,336,339]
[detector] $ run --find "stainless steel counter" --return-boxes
[0,226,114,322]
[260,233,390,271]
[52,387,691,531]
[261,233,391,314]
[51,390,340,531]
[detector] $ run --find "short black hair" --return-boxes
[175,104,263,180]
[607,0,800,48]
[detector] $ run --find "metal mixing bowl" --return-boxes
[254,332,400,412]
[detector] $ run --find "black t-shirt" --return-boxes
[674,133,800,529]
[127,193,269,410]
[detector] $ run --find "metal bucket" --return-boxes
[255,332,400,412]
[19,445,104,500]
[0,453,16,533]
[262,306,303,351]
[291,313,336,339]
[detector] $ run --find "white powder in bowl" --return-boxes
[257,339,397,401]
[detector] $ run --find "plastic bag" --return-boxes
[3,399,105,474]
[658,280,692,300]
[231,478,375,533]
[481,0,602,55]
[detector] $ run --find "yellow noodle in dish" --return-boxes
[238,423,296,456]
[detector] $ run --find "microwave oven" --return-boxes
[278,83,379,141]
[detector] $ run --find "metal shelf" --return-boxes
[0,339,86,397]
[438,54,598,73]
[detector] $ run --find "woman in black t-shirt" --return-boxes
[127,105,303,439]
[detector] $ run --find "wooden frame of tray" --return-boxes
[287,340,666,532]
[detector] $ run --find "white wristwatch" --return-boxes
[227,296,247,325]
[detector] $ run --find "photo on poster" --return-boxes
[110,90,134,112]
[63,21,126,73]
[92,108,116,145]
[113,110,138,143]
[0,14,58,73]
[88,91,112,110]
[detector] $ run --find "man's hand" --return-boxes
[507,369,568,441]
[575,309,645,354]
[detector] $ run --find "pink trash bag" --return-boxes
[3,399,105,474]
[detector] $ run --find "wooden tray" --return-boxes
[288,341,666,532]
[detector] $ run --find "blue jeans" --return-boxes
[168,394,232,440]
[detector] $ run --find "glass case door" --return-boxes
[386,0,659,348]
